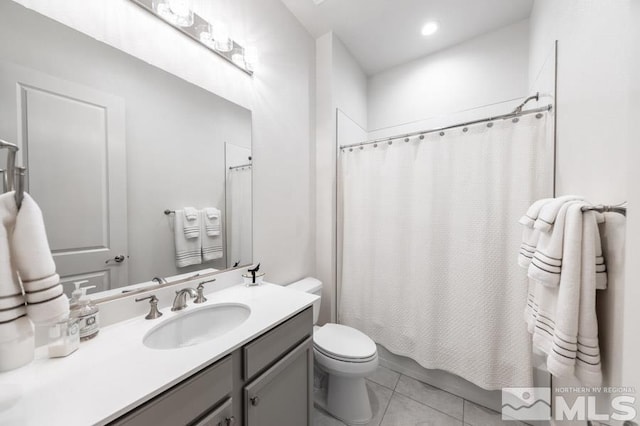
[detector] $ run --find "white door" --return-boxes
[0,61,128,294]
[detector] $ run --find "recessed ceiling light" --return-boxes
[421,21,439,36]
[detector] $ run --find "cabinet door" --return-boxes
[245,337,313,426]
[193,398,235,426]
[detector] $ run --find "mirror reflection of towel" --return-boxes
[174,209,202,267]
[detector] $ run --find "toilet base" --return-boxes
[326,375,372,425]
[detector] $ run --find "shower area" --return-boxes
[330,28,560,410]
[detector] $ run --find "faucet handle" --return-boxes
[135,295,163,320]
[195,278,216,304]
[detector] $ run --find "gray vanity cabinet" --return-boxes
[244,337,313,426]
[109,356,234,426]
[109,307,313,426]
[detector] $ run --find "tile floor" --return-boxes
[314,366,529,426]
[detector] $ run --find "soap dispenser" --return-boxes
[69,281,100,341]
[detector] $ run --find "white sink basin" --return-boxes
[143,303,251,350]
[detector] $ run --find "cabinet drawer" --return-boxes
[110,356,233,426]
[193,397,235,426]
[243,307,312,380]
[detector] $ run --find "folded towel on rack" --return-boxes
[533,195,583,232]
[174,210,202,268]
[203,208,221,236]
[518,198,553,228]
[524,204,603,386]
[183,207,198,221]
[181,207,200,239]
[201,210,223,262]
[11,193,69,324]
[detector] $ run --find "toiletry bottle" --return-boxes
[69,283,100,341]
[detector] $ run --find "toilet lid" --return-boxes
[313,324,377,361]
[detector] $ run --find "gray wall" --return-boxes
[0,1,251,284]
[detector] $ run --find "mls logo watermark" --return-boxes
[502,387,551,421]
[502,386,637,422]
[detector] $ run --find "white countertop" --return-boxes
[0,283,317,426]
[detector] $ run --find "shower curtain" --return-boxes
[339,112,553,389]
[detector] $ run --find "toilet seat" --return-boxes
[313,323,377,362]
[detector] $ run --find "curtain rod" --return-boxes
[339,104,553,150]
[229,163,252,170]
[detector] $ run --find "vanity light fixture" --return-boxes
[154,0,194,27]
[131,0,255,75]
[421,21,439,36]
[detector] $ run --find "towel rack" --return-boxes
[581,204,627,216]
[0,139,25,209]
[164,209,175,215]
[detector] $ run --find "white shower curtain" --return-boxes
[339,112,553,390]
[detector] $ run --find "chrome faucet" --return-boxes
[171,288,197,311]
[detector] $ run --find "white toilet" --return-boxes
[287,278,378,425]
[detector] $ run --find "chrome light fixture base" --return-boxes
[130,0,255,76]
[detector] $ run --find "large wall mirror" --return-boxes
[0,2,252,299]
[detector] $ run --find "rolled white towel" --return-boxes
[518,198,553,228]
[11,193,69,324]
[534,195,584,232]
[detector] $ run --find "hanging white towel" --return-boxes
[533,195,583,232]
[525,204,603,386]
[203,208,221,236]
[518,227,540,268]
[182,207,200,239]
[518,198,553,228]
[527,201,575,286]
[174,209,202,267]
[12,194,69,324]
[0,193,28,333]
[574,211,602,385]
[201,209,223,262]
[594,224,607,290]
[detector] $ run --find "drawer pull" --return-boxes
[225,416,236,426]
[250,396,260,406]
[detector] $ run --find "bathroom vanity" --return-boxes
[111,307,314,426]
[0,282,317,426]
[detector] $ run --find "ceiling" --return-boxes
[280,0,534,75]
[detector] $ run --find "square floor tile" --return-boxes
[367,366,401,390]
[380,393,463,426]
[463,400,528,426]
[394,375,464,420]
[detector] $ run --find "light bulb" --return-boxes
[153,0,194,27]
[421,21,439,36]
[244,46,258,72]
[212,20,232,52]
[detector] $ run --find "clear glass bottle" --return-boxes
[48,318,79,358]
[69,286,100,341]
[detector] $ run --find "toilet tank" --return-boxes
[286,278,322,324]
